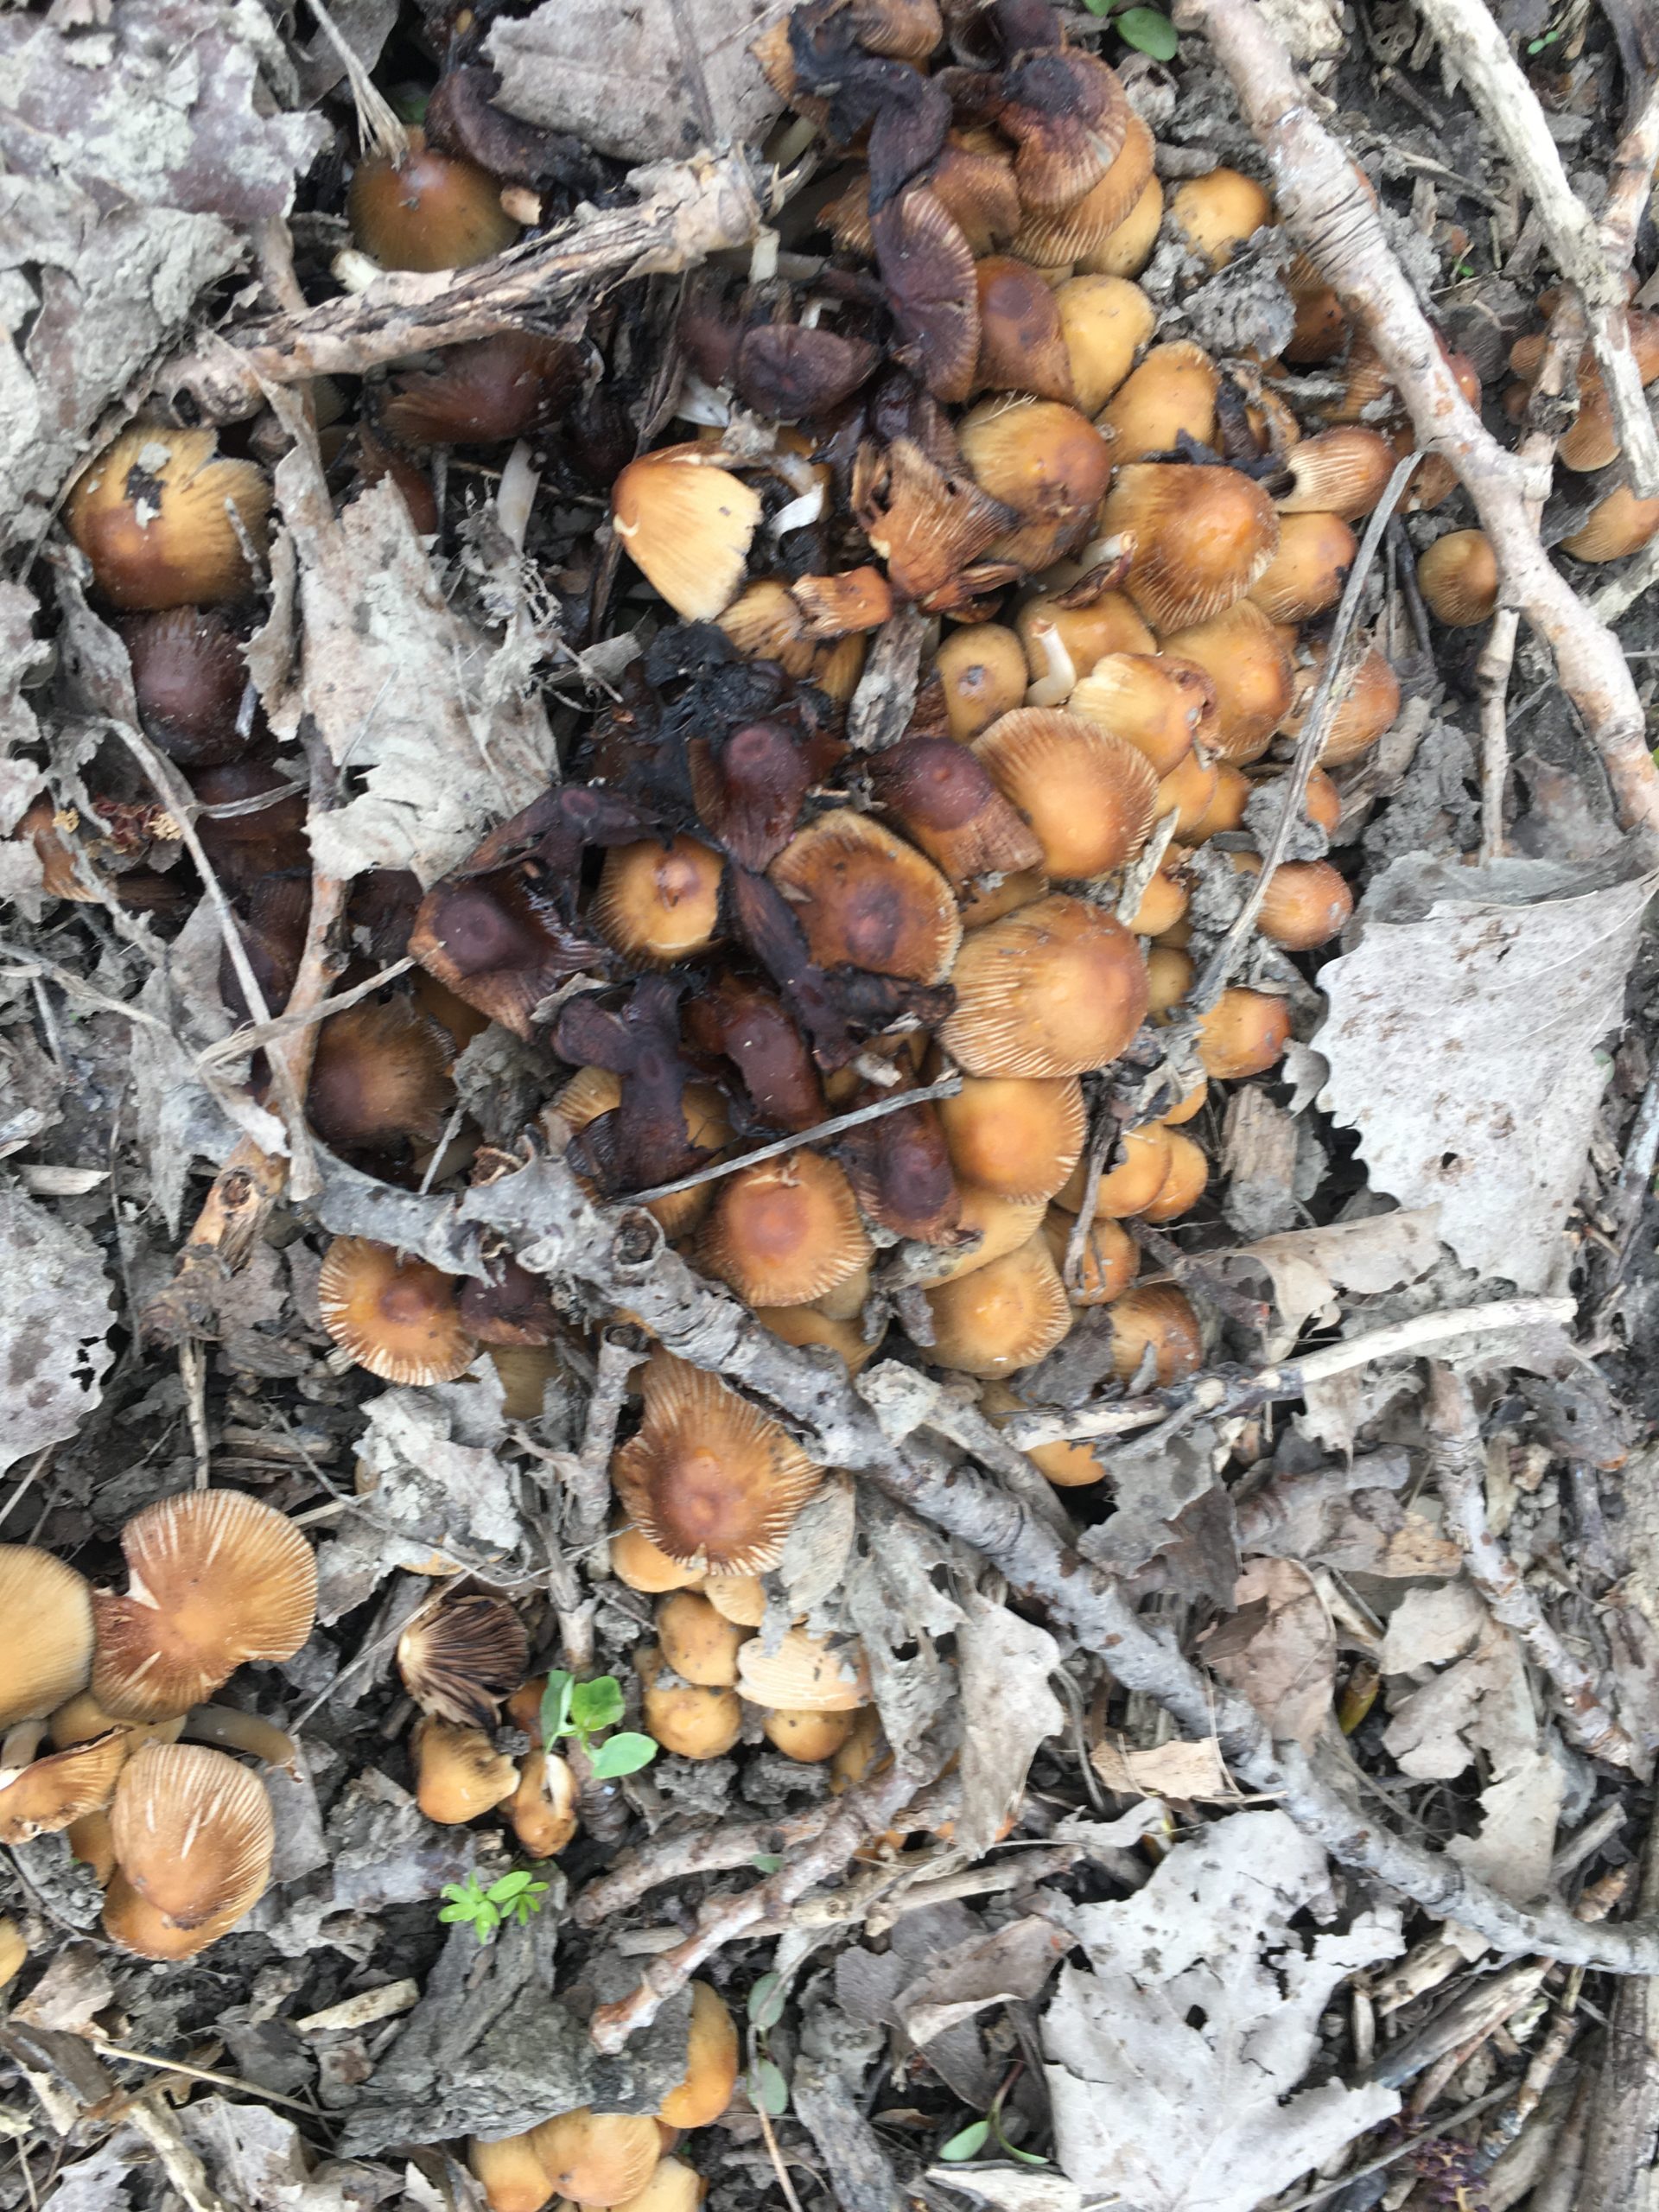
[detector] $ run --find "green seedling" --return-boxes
[540,1669,658,1781]
[1083,0,1179,59]
[746,1970,791,2116]
[438,1866,550,1945]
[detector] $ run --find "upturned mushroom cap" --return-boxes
[0,1729,133,1845]
[941,894,1149,1078]
[65,428,270,611]
[91,1490,317,1722]
[658,1982,740,2127]
[768,810,961,983]
[736,1628,871,1711]
[105,1741,274,1951]
[612,1354,823,1574]
[974,709,1160,879]
[397,1594,530,1729]
[529,2111,663,2209]
[593,837,725,966]
[0,1547,93,1729]
[1018,114,1158,273]
[308,997,455,1157]
[317,1236,478,1385]
[1103,463,1280,632]
[698,1151,873,1312]
[612,448,762,622]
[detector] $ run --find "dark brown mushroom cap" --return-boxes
[397,1595,530,1730]
[91,1489,318,1723]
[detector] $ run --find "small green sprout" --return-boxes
[1082,0,1179,58]
[540,1670,658,1781]
[438,1866,550,1945]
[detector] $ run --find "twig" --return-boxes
[1580,1799,1659,2202]
[1001,1297,1576,1449]
[308,1147,1659,1972]
[1427,1364,1635,1764]
[753,2070,809,2212]
[624,1073,964,1206]
[587,1754,937,2049]
[1189,453,1415,1012]
[573,1801,848,1926]
[88,2037,323,2120]
[569,1328,646,1548]
[1414,0,1659,495]
[161,153,766,421]
[1173,0,1659,835]
[194,957,413,1071]
[1270,2087,1511,2212]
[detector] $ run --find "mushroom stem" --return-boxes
[181,1705,300,1776]
[0,1720,47,1782]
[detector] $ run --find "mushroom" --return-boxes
[91,1488,318,1722]
[736,1628,871,1711]
[593,837,725,967]
[974,708,1160,878]
[612,447,762,622]
[1104,1282,1204,1383]
[348,129,520,270]
[66,428,270,612]
[924,1233,1073,1376]
[941,894,1149,1078]
[1069,653,1217,779]
[697,1152,873,1311]
[410,1717,519,1824]
[656,1592,749,1689]
[123,608,252,768]
[307,998,455,1162]
[103,1741,275,1959]
[1039,1208,1135,1306]
[866,734,1044,885]
[636,1648,743,1760]
[1196,988,1292,1078]
[768,810,961,984]
[317,1237,479,1386]
[1097,340,1219,464]
[957,397,1115,572]
[937,1075,1087,1205]
[0,1546,93,1730]
[658,1983,739,2127]
[379,333,581,447]
[1416,530,1499,626]
[1102,462,1280,633]
[397,1595,530,1729]
[530,2111,663,2209]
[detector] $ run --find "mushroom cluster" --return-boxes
[0,1494,315,1958]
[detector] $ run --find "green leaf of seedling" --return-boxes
[938,2120,991,2163]
[488,1871,536,1904]
[747,1972,785,2031]
[751,2058,790,2115]
[750,1853,784,1874]
[991,2113,1050,2167]
[1082,0,1116,13]
[540,1670,575,1749]
[1116,6,1178,57]
[587,1731,658,1780]
[570,1675,626,1738]
[437,1902,473,1926]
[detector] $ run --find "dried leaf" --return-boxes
[956,1588,1065,1857]
[1315,849,1656,1290]
[264,418,558,887]
[1202,1560,1336,1751]
[1382,1589,1540,1784]
[1235,1208,1444,1344]
[1446,1750,1564,1914]
[1042,1811,1402,2212]
[486,0,782,163]
[0,1179,115,1476]
[898,1915,1073,2045]
[1091,1735,1233,1802]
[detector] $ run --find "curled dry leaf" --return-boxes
[1091,1735,1234,1802]
[955,1587,1065,1856]
[1201,1559,1336,1752]
[1042,1811,1402,2212]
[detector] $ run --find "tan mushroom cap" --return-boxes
[411,1716,519,1824]
[317,1236,478,1386]
[941,894,1149,1078]
[612,1354,823,1575]
[0,1546,93,1730]
[768,810,961,984]
[105,1741,273,1954]
[698,1150,872,1311]
[658,1982,739,2128]
[530,2110,663,2209]
[92,1488,318,1722]
[735,1627,871,1711]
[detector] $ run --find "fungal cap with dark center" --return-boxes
[871,185,981,404]
[698,1150,874,1311]
[379,332,581,447]
[347,129,520,271]
[612,447,763,621]
[836,1081,963,1243]
[997,47,1128,211]
[612,1352,824,1574]
[687,718,815,873]
[941,893,1150,1078]
[91,1489,318,1722]
[0,1730,132,1847]
[66,428,270,612]
[867,735,1045,884]
[107,1741,274,1938]
[1102,462,1280,632]
[0,1547,93,1730]
[973,708,1160,879]
[124,608,250,767]
[924,1232,1074,1377]
[397,1594,530,1730]
[317,1236,478,1387]
[1066,652,1217,778]
[768,809,962,983]
[592,836,725,966]
[308,997,455,1156]
[973,257,1075,404]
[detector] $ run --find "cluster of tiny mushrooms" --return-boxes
[11,0,1657,2202]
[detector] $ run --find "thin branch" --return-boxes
[623,1072,963,1206]
[573,1800,849,1927]
[1173,0,1659,835]
[1414,0,1659,494]
[160,153,766,421]
[1190,452,1416,1012]
[1427,1363,1635,1764]
[569,1328,646,1548]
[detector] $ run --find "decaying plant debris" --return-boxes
[6,0,1659,2206]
